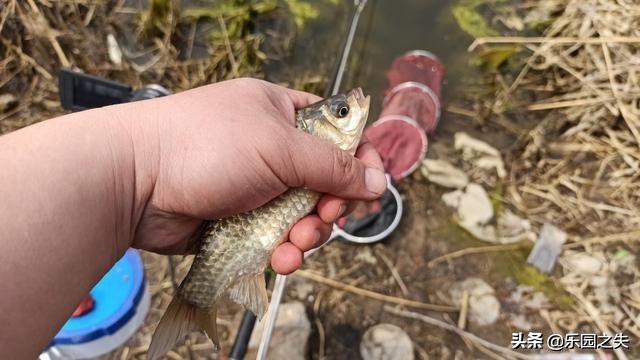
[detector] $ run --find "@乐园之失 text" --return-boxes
[511,332,631,351]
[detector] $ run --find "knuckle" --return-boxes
[268,131,303,186]
[331,149,356,186]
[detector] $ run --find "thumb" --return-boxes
[284,88,323,109]
[280,131,387,199]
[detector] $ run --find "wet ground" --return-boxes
[268,1,546,358]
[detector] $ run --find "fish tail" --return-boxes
[148,296,219,360]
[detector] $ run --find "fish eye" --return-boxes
[330,101,350,118]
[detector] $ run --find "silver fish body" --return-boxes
[181,188,320,308]
[148,88,370,359]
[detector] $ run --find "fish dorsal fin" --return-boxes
[229,274,269,319]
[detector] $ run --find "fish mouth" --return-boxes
[348,87,365,104]
[346,87,370,114]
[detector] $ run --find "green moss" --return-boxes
[440,219,491,250]
[488,183,504,217]
[141,0,175,35]
[452,0,499,38]
[284,0,320,29]
[475,45,520,70]
[439,219,575,308]
[183,0,320,34]
[497,248,575,308]
[183,0,277,25]
[529,18,554,33]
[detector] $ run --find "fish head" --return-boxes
[296,88,370,155]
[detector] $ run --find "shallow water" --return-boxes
[277,0,486,118]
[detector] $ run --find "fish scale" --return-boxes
[180,188,320,308]
[148,88,370,359]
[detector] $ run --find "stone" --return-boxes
[450,278,500,326]
[443,184,534,244]
[496,210,536,244]
[248,301,311,360]
[454,132,506,178]
[107,33,123,66]
[458,183,494,225]
[563,253,603,275]
[0,93,17,113]
[360,323,414,360]
[420,159,469,189]
[443,183,496,242]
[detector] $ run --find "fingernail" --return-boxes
[312,230,321,246]
[334,204,347,222]
[365,167,387,195]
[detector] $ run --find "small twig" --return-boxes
[48,33,70,68]
[294,270,457,312]
[602,42,640,146]
[376,249,410,297]
[384,306,535,360]
[469,36,640,51]
[166,350,183,360]
[526,97,614,111]
[428,243,527,268]
[569,289,629,360]
[313,293,325,360]
[446,105,477,118]
[458,290,469,330]
[119,346,129,360]
[217,15,239,78]
[0,0,16,34]
[564,230,640,249]
[2,39,52,80]
[185,21,197,60]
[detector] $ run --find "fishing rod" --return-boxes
[255,1,369,359]
[325,0,369,98]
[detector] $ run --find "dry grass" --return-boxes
[0,0,285,358]
[472,0,640,357]
[0,0,270,134]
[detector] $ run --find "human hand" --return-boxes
[121,78,386,274]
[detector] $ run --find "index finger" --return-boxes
[356,138,384,171]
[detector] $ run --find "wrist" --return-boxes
[102,100,161,252]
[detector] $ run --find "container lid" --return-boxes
[364,115,428,181]
[49,249,145,346]
[386,49,445,98]
[382,81,441,133]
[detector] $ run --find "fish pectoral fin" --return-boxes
[229,273,269,319]
[148,296,220,360]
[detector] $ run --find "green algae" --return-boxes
[497,248,575,308]
[451,0,501,38]
[284,0,320,29]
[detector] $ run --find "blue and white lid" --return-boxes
[42,249,149,359]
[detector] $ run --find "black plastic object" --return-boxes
[340,190,398,238]
[58,69,171,111]
[228,311,258,360]
[58,69,132,111]
[130,84,171,102]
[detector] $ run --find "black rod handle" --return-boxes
[228,310,258,360]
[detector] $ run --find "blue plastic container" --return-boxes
[40,249,149,359]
